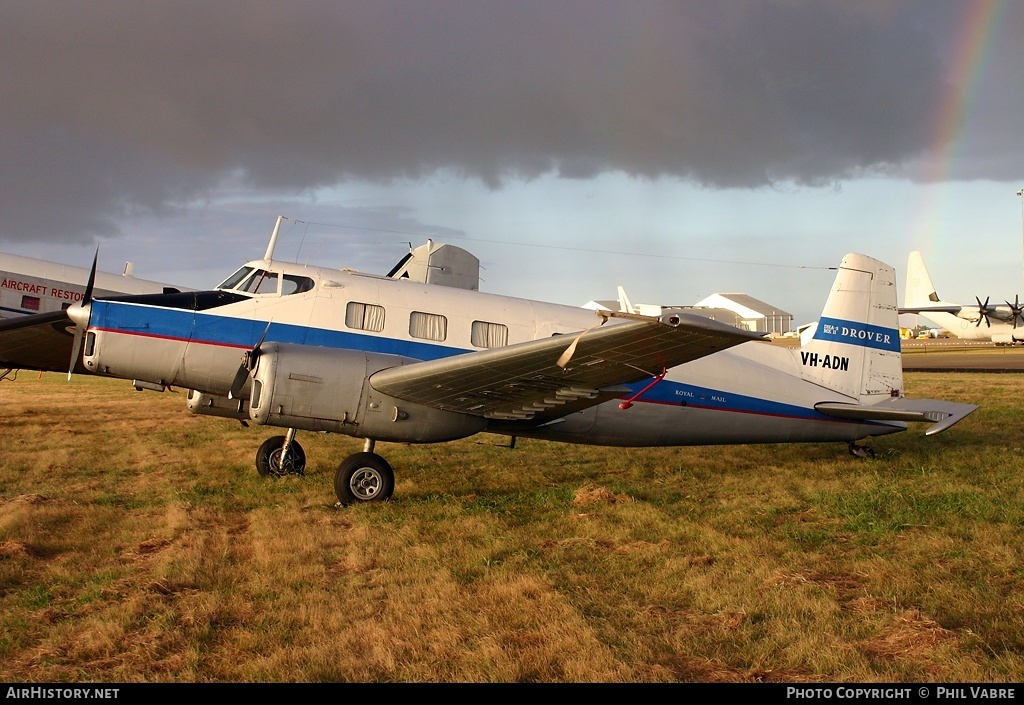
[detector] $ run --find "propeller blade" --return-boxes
[67,248,99,380]
[229,365,251,400]
[68,328,84,381]
[82,247,98,305]
[229,321,272,399]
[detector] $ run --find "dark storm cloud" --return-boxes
[0,0,1018,244]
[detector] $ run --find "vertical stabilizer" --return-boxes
[799,254,902,403]
[904,250,944,306]
[387,241,480,290]
[617,286,636,314]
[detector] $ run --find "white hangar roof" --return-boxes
[694,293,792,320]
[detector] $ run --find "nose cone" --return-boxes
[67,301,92,329]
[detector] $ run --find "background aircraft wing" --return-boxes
[370,311,763,422]
[898,304,964,315]
[0,310,82,374]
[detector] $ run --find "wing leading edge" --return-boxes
[370,310,764,422]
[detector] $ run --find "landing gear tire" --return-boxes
[848,443,875,459]
[256,436,307,477]
[335,452,394,505]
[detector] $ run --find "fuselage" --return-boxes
[916,309,1023,345]
[80,258,905,447]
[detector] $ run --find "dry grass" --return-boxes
[1,371,1022,683]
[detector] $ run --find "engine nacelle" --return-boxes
[991,332,1023,346]
[186,389,250,421]
[247,342,487,442]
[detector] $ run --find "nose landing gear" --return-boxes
[255,430,306,476]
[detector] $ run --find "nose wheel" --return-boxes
[256,435,306,476]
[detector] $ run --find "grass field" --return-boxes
[1,371,1022,683]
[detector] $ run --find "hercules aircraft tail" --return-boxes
[798,253,976,435]
[905,250,955,309]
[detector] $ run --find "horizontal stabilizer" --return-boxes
[814,397,978,436]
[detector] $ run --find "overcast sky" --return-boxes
[2,0,1022,324]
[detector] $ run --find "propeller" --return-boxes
[1006,295,1024,329]
[229,321,272,399]
[66,248,99,380]
[975,296,994,328]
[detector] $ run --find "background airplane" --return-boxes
[0,251,186,320]
[0,251,190,378]
[900,250,1024,345]
[0,222,977,506]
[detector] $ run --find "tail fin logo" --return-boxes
[813,317,900,352]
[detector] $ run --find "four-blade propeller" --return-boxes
[1006,295,1024,329]
[974,296,995,328]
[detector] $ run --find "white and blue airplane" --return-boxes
[0,218,977,505]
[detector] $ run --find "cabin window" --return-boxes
[217,266,254,290]
[21,295,40,312]
[282,275,315,295]
[346,302,386,332]
[409,311,447,341]
[471,320,508,348]
[238,269,279,295]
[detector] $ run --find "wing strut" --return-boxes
[618,367,667,410]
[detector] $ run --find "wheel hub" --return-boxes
[350,468,382,499]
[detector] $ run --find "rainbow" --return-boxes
[913,0,1008,252]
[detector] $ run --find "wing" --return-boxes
[370,311,764,422]
[0,310,83,374]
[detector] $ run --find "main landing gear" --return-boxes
[848,442,876,459]
[252,433,395,506]
[334,439,395,506]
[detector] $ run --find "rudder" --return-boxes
[799,254,902,403]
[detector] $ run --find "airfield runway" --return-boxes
[899,339,1024,372]
[771,337,1024,372]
